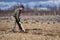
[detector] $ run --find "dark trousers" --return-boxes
[15,17,23,31]
[10,16,25,32]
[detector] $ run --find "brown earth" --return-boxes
[0,16,60,40]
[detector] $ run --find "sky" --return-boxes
[0,0,60,10]
[0,0,48,3]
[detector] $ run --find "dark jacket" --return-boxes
[13,8,21,20]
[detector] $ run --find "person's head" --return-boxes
[19,5,24,11]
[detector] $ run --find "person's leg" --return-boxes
[16,19,25,32]
[10,16,16,32]
[10,21,16,32]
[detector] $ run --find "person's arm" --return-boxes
[12,9,18,17]
[17,10,22,22]
[18,10,21,18]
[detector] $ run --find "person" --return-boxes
[10,5,25,33]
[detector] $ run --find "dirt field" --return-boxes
[0,16,60,40]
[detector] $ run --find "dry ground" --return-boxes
[0,16,60,40]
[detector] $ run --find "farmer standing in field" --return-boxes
[10,5,25,33]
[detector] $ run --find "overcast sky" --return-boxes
[0,0,60,10]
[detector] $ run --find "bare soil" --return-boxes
[0,16,60,40]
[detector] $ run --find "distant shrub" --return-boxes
[24,19,27,21]
[47,22,50,24]
[53,21,55,24]
[25,21,28,23]
[35,20,39,22]
[6,20,10,23]
[32,21,36,24]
